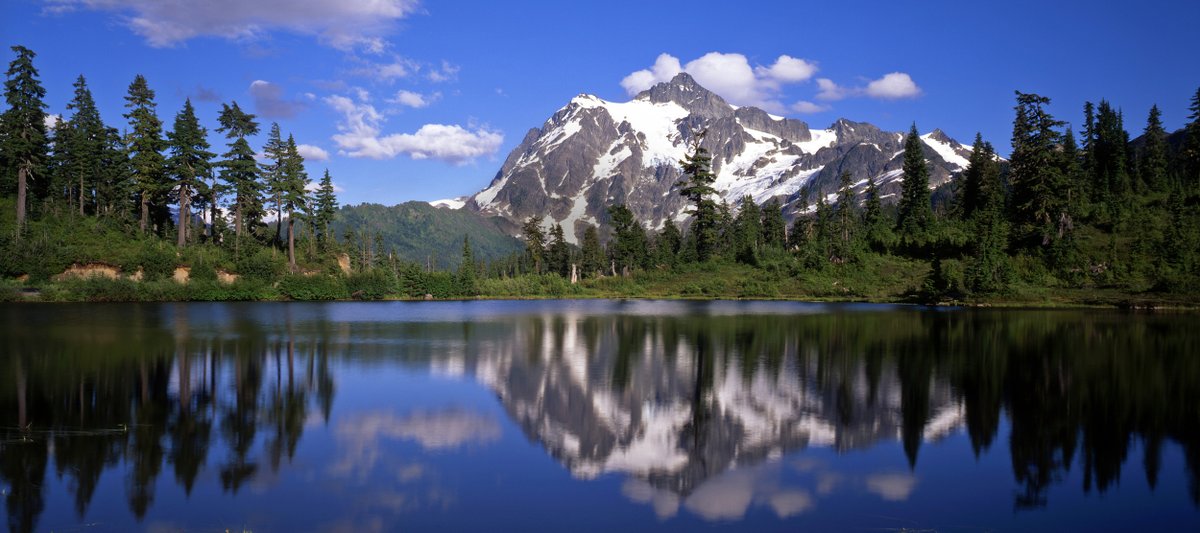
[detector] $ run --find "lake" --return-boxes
[1,300,1197,532]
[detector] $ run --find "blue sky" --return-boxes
[3,0,1198,206]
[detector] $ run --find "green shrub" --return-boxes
[139,242,177,281]
[346,269,396,300]
[63,277,141,302]
[237,247,286,282]
[279,274,348,300]
[190,260,218,283]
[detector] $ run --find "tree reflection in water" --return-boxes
[0,302,1197,531]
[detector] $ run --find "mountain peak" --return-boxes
[635,72,733,119]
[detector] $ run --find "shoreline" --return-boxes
[5,285,1196,311]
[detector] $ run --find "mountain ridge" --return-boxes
[466,73,974,243]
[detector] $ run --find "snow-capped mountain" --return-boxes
[468,73,974,243]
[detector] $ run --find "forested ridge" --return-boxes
[2,45,1198,305]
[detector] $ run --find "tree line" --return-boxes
[0,46,339,272]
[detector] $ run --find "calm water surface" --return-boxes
[1,300,1198,532]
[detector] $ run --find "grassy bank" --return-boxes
[5,257,1196,309]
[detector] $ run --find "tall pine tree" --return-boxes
[522,215,546,274]
[166,99,213,247]
[1178,88,1200,190]
[280,134,309,269]
[216,101,260,247]
[261,122,287,246]
[1,45,48,238]
[122,74,167,233]
[896,124,933,246]
[1009,91,1065,249]
[760,198,786,250]
[64,75,106,216]
[677,130,719,261]
[1138,105,1168,192]
[312,169,338,249]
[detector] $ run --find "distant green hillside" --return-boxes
[332,202,523,268]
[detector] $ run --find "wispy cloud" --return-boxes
[387,90,440,109]
[325,93,502,164]
[249,80,306,119]
[46,0,422,51]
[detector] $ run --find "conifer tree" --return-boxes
[216,102,260,247]
[312,169,338,249]
[760,198,786,250]
[832,171,859,262]
[813,195,833,260]
[122,74,167,233]
[581,224,604,277]
[1009,91,1066,249]
[457,235,477,295]
[787,187,813,250]
[96,125,132,218]
[261,123,286,245]
[657,218,682,266]
[547,223,570,277]
[959,133,988,220]
[1061,128,1084,216]
[166,99,213,247]
[608,204,648,273]
[280,135,309,269]
[861,176,893,251]
[896,124,933,245]
[1093,100,1129,205]
[733,195,762,264]
[677,130,719,261]
[964,141,1011,293]
[1138,105,1168,192]
[1178,88,1200,189]
[64,75,106,216]
[1,45,48,237]
[522,215,546,273]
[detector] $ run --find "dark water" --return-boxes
[1,301,1198,532]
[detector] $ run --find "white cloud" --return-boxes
[387,90,440,109]
[305,179,344,193]
[620,53,682,95]
[352,56,420,82]
[815,73,921,102]
[756,55,818,84]
[620,52,818,113]
[52,0,421,51]
[249,80,305,119]
[791,101,829,114]
[325,94,502,164]
[864,72,922,99]
[44,114,60,130]
[815,78,848,101]
[427,61,460,83]
[296,144,330,161]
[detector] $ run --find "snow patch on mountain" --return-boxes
[920,132,971,169]
[429,197,466,209]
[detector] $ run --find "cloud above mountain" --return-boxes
[621,52,922,113]
[621,52,817,112]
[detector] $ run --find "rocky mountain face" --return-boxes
[467,73,973,243]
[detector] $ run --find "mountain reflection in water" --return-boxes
[1,301,1197,531]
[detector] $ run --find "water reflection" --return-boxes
[1,302,1198,530]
